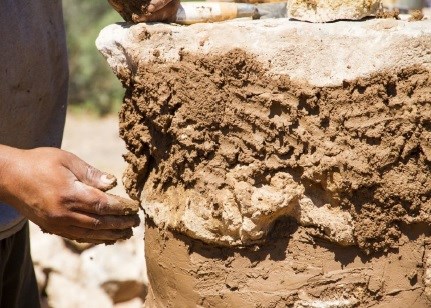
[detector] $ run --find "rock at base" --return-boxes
[46,273,113,308]
[80,238,147,303]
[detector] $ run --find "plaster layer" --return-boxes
[96,18,431,87]
[288,0,382,22]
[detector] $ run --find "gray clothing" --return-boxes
[0,205,26,241]
[0,0,68,239]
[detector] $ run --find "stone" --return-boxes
[46,273,113,308]
[96,18,431,87]
[80,233,147,303]
[30,223,81,280]
[288,0,382,22]
[30,219,147,305]
[97,17,431,307]
[33,265,47,294]
[63,238,95,252]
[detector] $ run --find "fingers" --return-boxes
[147,0,172,14]
[135,0,180,22]
[105,193,140,215]
[70,183,140,216]
[68,211,140,230]
[64,152,117,191]
[62,226,134,243]
[44,187,141,244]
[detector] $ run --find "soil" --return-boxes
[119,49,431,254]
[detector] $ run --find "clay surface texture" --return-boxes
[97,18,431,307]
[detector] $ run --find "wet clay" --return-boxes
[119,49,431,254]
[144,218,431,307]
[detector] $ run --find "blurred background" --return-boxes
[64,0,124,116]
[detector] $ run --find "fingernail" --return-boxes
[101,174,116,185]
[147,4,155,13]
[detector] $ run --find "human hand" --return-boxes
[108,0,180,23]
[0,147,140,244]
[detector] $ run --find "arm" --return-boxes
[0,145,139,244]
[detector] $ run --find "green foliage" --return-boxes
[63,0,124,116]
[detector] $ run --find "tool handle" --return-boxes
[175,2,255,24]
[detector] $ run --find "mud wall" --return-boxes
[120,50,431,253]
[96,18,431,307]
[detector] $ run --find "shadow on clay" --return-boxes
[172,216,298,263]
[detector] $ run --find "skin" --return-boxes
[0,146,140,244]
[108,0,180,23]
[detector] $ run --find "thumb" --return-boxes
[64,152,117,191]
